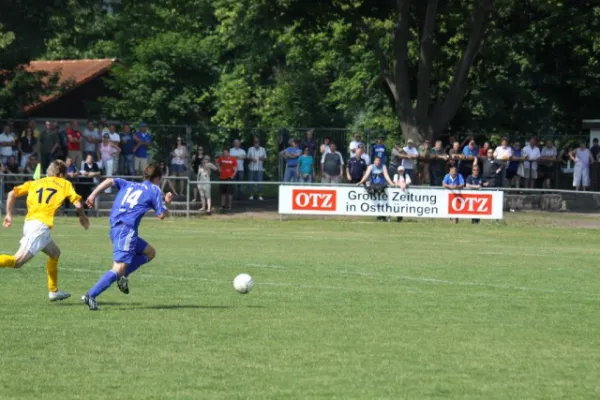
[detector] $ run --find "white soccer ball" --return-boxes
[233,273,254,294]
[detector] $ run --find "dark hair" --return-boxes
[144,163,163,181]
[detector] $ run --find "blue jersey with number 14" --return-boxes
[110,178,167,230]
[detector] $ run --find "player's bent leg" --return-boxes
[42,242,70,302]
[83,261,127,311]
[13,249,35,269]
[119,240,154,295]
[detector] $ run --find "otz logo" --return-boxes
[292,189,337,211]
[447,193,492,215]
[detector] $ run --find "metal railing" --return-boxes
[3,173,600,220]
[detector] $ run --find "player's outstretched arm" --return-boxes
[3,190,16,228]
[85,178,115,208]
[156,192,173,220]
[73,200,90,230]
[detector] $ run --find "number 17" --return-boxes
[36,188,58,204]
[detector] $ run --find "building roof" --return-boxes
[23,58,117,114]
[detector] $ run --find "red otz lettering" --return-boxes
[448,193,492,215]
[292,189,337,211]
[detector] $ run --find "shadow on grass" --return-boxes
[143,304,234,310]
[55,301,143,307]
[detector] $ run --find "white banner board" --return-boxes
[278,186,504,219]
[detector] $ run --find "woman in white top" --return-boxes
[97,133,121,193]
[170,136,187,195]
[196,155,218,214]
[570,142,592,191]
[393,165,412,191]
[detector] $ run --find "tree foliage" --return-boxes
[2,0,600,144]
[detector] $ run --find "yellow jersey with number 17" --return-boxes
[12,177,82,229]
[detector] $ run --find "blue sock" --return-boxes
[88,270,118,298]
[125,255,149,277]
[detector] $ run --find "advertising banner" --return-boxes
[278,186,504,219]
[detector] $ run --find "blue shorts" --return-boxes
[110,225,148,264]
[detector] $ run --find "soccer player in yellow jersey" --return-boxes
[0,160,90,301]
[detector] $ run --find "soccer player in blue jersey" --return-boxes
[82,164,173,310]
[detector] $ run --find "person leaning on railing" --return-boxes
[428,140,448,186]
[539,139,558,189]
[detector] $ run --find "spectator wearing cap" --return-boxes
[520,137,540,188]
[493,138,512,187]
[466,164,485,224]
[247,136,267,199]
[229,139,246,199]
[346,147,368,183]
[321,142,344,183]
[570,141,592,191]
[297,146,315,183]
[539,140,558,189]
[393,165,411,190]
[443,166,465,224]
[371,136,387,166]
[348,132,363,158]
[401,139,419,182]
[66,120,82,169]
[119,123,136,175]
[280,139,302,182]
[134,122,152,174]
[429,140,447,186]
[82,120,100,160]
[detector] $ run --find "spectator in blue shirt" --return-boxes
[461,139,478,177]
[443,166,464,224]
[371,136,387,166]
[296,146,315,182]
[280,139,302,182]
[133,122,152,175]
[119,123,136,176]
[443,166,465,189]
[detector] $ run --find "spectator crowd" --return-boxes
[280,132,598,192]
[2,119,599,214]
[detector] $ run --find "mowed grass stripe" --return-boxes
[0,215,600,399]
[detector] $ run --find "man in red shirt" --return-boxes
[66,120,83,169]
[217,148,237,210]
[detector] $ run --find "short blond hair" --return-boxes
[47,160,67,177]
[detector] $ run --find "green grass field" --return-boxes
[1,213,600,399]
